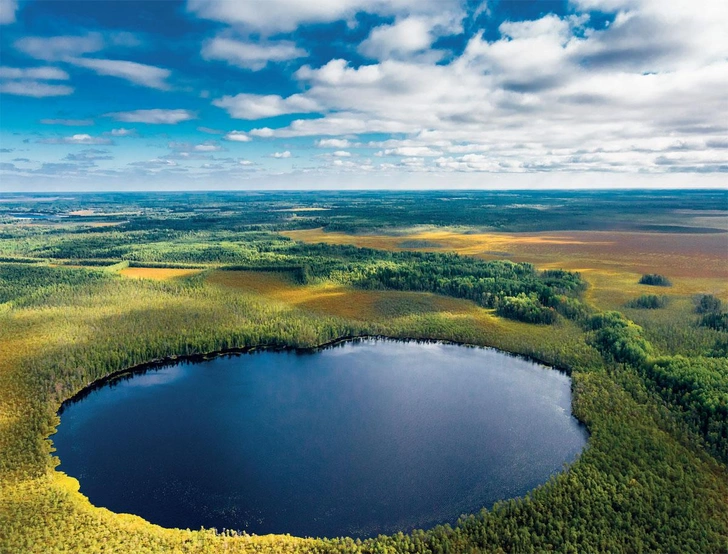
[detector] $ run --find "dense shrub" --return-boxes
[639,274,672,287]
[647,356,728,461]
[699,312,728,332]
[496,293,558,324]
[586,311,652,365]
[696,294,722,314]
[626,294,668,309]
[551,294,592,320]
[710,337,728,358]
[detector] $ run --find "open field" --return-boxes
[207,270,483,321]
[281,228,728,278]
[120,267,203,280]
[206,270,606,368]
[283,228,728,311]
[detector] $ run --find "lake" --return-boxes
[53,339,588,538]
[8,212,56,220]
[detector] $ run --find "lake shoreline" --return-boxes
[53,337,589,538]
[56,334,572,414]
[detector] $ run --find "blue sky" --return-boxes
[0,0,726,190]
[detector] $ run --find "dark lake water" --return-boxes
[54,339,588,538]
[8,212,55,220]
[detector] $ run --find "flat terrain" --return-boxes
[1,190,727,554]
[120,267,202,280]
[283,228,728,311]
[207,270,482,321]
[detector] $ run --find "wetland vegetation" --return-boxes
[1,190,727,553]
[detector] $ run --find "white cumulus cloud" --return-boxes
[106,109,195,124]
[202,37,307,70]
[67,57,171,89]
[213,93,320,120]
[0,0,18,24]
[187,0,462,33]
[39,134,113,145]
[249,127,276,138]
[14,34,104,61]
[224,131,252,142]
[316,138,353,148]
[359,14,462,60]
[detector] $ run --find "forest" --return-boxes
[0,190,727,553]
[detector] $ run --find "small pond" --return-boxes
[54,339,588,538]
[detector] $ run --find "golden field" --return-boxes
[207,270,480,321]
[120,267,203,280]
[282,228,728,311]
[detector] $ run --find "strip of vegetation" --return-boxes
[127,261,208,269]
[0,256,45,264]
[645,356,728,461]
[59,258,125,267]
[0,263,108,305]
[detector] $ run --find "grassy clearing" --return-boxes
[580,269,728,309]
[282,227,728,361]
[120,267,203,280]
[207,270,481,321]
[283,228,728,311]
